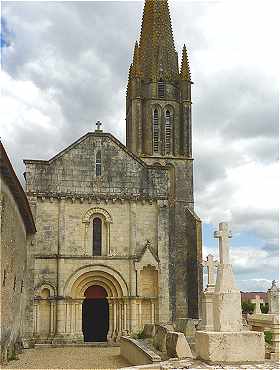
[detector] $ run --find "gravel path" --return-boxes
[3,346,130,369]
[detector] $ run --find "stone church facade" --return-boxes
[23,0,202,344]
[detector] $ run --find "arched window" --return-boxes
[158,79,165,98]
[165,110,172,154]
[96,150,101,176]
[153,109,159,154]
[93,217,102,255]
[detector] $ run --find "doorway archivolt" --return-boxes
[64,264,128,299]
[63,265,129,341]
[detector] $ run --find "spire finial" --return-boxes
[132,41,142,78]
[138,0,179,80]
[180,44,191,81]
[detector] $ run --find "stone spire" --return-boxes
[131,41,142,78]
[181,44,191,81]
[137,0,179,81]
[126,63,133,95]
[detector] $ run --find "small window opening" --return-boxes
[158,80,165,98]
[13,276,17,291]
[165,110,172,154]
[2,270,7,287]
[20,280,24,293]
[93,217,102,256]
[153,109,159,153]
[96,150,101,176]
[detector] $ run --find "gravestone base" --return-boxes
[195,330,265,362]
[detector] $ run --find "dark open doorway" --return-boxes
[82,285,109,342]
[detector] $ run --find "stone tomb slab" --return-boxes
[195,330,265,363]
[166,331,193,359]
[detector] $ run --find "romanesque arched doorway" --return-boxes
[82,285,109,342]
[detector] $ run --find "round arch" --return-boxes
[35,282,56,298]
[63,264,129,299]
[82,207,113,224]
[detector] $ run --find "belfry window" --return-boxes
[93,217,102,256]
[165,110,172,154]
[153,109,159,154]
[96,150,101,176]
[158,80,165,98]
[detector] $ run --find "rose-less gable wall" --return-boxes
[25,133,170,342]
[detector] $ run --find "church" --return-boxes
[23,0,202,343]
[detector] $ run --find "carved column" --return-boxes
[117,301,123,339]
[107,299,113,340]
[113,299,117,340]
[75,300,83,339]
[151,300,155,324]
[33,299,40,336]
[137,301,142,330]
[50,299,56,336]
[123,300,128,334]
[55,299,66,336]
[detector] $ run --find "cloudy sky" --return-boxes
[1,0,279,291]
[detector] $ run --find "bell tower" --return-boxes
[126,0,192,159]
[126,0,202,320]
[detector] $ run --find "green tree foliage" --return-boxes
[241,300,255,314]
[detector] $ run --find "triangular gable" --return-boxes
[24,132,148,168]
[135,240,159,271]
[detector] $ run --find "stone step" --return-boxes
[34,341,119,348]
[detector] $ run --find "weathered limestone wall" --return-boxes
[25,133,171,342]
[142,156,202,320]
[0,181,28,362]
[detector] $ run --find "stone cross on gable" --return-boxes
[96,120,102,131]
[202,254,219,287]
[214,222,232,265]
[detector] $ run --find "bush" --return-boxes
[242,301,255,314]
[261,303,269,314]
[264,331,272,344]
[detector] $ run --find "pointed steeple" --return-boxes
[131,41,142,78]
[126,63,133,96]
[138,0,179,81]
[180,44,191,81]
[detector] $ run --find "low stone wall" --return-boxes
[120,336,161,366]
[247,313,280,360]
[195,331,265,363]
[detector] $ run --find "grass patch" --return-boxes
[131,329,145,339]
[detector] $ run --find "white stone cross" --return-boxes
[96,120,102,131]
[254,295,261,314]
[214,222,232,265]
[202,254,219,287]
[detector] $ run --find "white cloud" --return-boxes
[203,245,278,291]
[1,1,278,291]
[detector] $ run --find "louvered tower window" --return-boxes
[93,217,102,255]
[158,80,165,98]
[165,110,172,154]
[153,109,159,154]
[96,150,101,176]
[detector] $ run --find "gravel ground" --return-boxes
[3,346,130,369]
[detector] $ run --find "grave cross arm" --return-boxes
[202,254,219,287]
[214,222,232,265]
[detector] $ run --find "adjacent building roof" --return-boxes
[0,141,36,234]
[241,291,267,302]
